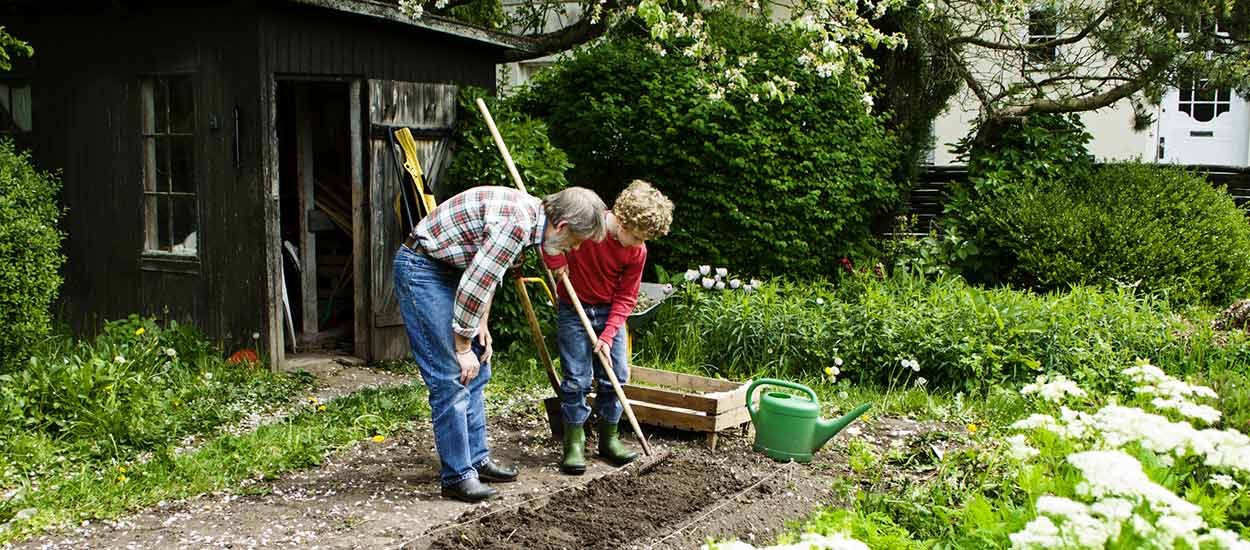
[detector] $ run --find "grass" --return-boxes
[0,340,553,544]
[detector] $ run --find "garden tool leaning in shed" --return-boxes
[746,378,872,463]
[475,97,670,469]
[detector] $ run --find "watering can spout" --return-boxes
[811,402,872,452]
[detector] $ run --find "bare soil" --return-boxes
[14,360,961,549]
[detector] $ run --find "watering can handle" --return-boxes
[746,378,820,423]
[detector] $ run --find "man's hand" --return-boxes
[477,321,493,365]
[456,348,479,385]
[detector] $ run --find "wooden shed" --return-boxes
[1,0,530,367]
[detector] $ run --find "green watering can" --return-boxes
[746,378,872,463]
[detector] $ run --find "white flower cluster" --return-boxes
[1008,361,1250,549]
[1020,374,1087,403]
[684,265,761,294]
[705,532,869,550]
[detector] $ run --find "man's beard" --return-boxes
[542,230,576,256]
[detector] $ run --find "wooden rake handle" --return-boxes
[559,273,654,456]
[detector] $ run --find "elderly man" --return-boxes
[393,186,606,502]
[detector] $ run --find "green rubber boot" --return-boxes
[561,423,586,475]
[598,420,640,466]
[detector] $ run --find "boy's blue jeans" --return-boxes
[393,246,491,487]
[557,302,629,426]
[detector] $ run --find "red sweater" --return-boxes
[543,230,646,346]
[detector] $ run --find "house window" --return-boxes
[1027,8,1059,64]
[1179,80,1231,123]
[141,75,198,256]
[0,81,32,134]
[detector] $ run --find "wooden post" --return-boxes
[295,86,318,341]
[349,80,368,360]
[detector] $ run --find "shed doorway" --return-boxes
[276,80,360,358]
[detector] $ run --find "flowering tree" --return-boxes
[930,0,1249,126]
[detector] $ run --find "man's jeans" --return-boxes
[393,246,491,487]
[557,302,629,426]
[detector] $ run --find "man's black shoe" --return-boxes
[476,459,519,482]
[440,478,498,503]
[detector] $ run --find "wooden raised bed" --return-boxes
[545,366,751,450]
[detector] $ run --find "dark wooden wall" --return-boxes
[6,3,268,349]
[6,0,502,353]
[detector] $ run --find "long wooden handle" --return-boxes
[559,273,653,456]
[475,97,527,195]
[475,98,561,299]
[514,276,561,394]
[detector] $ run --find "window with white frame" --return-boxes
[141,75,198,256]
[0,80,32,134]
[1027,8,1059,64]
[1178,80,1231,123]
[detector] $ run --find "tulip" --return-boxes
[715,267,728,278]
[729,278,742,289]
[699,265,711,276]
[702,277,715,289]
[715,281,726,290]
[685,269,700,282]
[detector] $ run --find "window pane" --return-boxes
[1217,88,1229,102]
[171,197,197,255]
[155,79,170,133]
[158,196,173,251]
[12,85,31,132]
[1180,88,1192,102]
[156,138,172,192]
[169,136,195,194]
[168,76,193,134]
[1193,103,1215,122]
[1217,103,1230,117]
[141,80,155,134]
[1180,103,1192,116]
[1196,86,1215,102]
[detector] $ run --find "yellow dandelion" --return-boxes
[371,435,385,443]
[134,327,145,336]
[307,396,318,404]
[967,423,979,434]
[118,466,126,473]
[317,405,326,412]
[117,475,127,482]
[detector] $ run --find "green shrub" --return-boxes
[942,113,1094,283]
[636,273,1247,391]
[0,139,64,368]
[516,11,900,278]
[0,315,308,461]
[444,87,571,198]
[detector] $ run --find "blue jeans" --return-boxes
[557,302,629,426]
[393,246,492,487]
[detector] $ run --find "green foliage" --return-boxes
[0,27,32,72]
[637,273,1248,392]
[517,11,900,278]
[444,87,571,199]
[941,113,1094,283]
[1012,164,1250,305]
[0,139,65,368]
[0,316,309,467]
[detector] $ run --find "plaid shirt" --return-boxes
[411,186,545,338]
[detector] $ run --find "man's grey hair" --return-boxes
[542,187,607,241]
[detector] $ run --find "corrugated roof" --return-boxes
[286,0,537,53]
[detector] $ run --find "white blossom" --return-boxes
[685,269,700,282]
[1210,474,1241,490]
[699,265,711,276]
[1006,434,1039,461]
[1021,374,1087,403]
[715,267,728,278]
[729,278,742,289]
[114,355,126,364]
[1150,397,1222,424]
[702,277,715,289]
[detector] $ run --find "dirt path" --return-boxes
[14,360,959,549]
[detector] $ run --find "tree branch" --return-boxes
[996,62,1166,118]
[948,7,1112,52]
[500,0,630,61]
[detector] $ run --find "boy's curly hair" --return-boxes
[613,180,673,240]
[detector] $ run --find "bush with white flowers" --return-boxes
[1007,359,1250,549]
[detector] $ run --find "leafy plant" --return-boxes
[0,139,64,369]
[517,10,900,279]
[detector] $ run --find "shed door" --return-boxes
[367,80,457,361]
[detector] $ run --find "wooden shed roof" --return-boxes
[289,0,537,54]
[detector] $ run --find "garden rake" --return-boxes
[475,97,669,467]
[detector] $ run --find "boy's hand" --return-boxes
[593,338,609,356]
[550,265,569,280]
